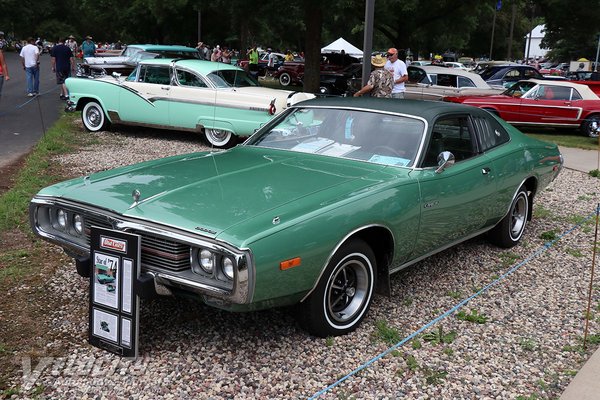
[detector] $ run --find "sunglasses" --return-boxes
[386,53,396,57]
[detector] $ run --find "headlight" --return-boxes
[199,249,214,274]
[73,214,83,234]
[222,257,234,280]
[57,209,67,230]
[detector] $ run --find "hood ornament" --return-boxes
[130,189,141,209]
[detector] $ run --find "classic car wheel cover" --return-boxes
[205,129,232,146]
[85,105,103,129]
[587,117,600,138]
[279,73,291,86]
[325,254,371,325]
[509,193,528,240]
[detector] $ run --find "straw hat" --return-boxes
[371,54,386,68]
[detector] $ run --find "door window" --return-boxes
[138,65,171,85]
[175,69,208,87]
[423,116,477,167]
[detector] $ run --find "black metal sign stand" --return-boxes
[89,227,141,359]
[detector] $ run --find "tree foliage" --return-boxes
[0,0,594,63]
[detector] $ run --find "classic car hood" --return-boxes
[84,56,129,65]
[39,147,393,245]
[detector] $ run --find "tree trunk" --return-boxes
[303,0,322,93]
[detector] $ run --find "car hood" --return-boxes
[38,147,394,246]
[84,56,129,65]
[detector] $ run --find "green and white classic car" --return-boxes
[30,98,563,337]
[65,59,314,147]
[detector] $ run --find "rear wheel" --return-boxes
[204,128,235,148]
[297,239,376,337]
[279,72,292,86]
[82,101,110,132]
[581,114,600,138]
[488,186,529,248]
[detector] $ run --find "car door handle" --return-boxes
[161,86,170,91]
[482,167,491,175]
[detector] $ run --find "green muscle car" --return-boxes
[30,98,563,337]
[65,59,314,148]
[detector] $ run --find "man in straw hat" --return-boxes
[354,54,393,98]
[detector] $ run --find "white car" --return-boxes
[444,62,469,71]
[406,65,504,101]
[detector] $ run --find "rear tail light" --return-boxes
[268,99,276,115]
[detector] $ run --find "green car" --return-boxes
[65,59,314,148]
[30,98,563,337]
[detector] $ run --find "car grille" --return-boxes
[84,214,191,272]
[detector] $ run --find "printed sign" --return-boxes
[89,227,141,358]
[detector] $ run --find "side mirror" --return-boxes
[435,151,455,174]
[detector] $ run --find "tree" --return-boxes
[538,0,600,61]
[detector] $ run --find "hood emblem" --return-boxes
[130,189,141,209]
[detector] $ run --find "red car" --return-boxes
[274,53,361,86]
[444,79,600,138]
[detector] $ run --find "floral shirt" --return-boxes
[367,69,393,98]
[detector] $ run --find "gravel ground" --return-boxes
[9,126,600,399]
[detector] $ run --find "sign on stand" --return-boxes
[89,227,141,359]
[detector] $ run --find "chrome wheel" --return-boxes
[325,255,370,325]
[488,186,529,248]
[204,128,234,148]
[583,115,600,138]
[509,192,528,241]
[298,239,376,337]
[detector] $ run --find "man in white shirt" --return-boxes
[20,37,40,96]
[384,47,408,99]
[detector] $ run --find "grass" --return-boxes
[0,113,80,232]
[524,131,600,151]
[422,326,457,345]
[373,320,402,345]
[456,309,489,324]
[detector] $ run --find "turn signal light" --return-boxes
[280,257,301,270]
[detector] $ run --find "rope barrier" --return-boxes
[0,85,60,118]
[309,204,600,399]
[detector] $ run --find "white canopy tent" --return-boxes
[321,37,363,57]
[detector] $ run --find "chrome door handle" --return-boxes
[482,167,491,175]
[161,86,170,91]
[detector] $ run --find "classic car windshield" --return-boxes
[207,70,260,88]
[248,108,425,167]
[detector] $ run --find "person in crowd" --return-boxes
[66,35,78,54]
[247,44,259,77]
[0,31,10,101]
[221,47,232,64]
[196,42,210,60]
[114,40,122,50]
[81,36,96,58]
[353,54,393,98]
[265,48,277,77]
[284,50,294,62]
[0,31,7,50]
[384,47,408,99]
[20,37,40,97]
[50,37,75,100]
[211,45,222,62]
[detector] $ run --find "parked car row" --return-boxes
[66,59,314,147]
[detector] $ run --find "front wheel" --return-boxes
[581,114,600,138]
[82,101,110,132]
[279,72,291,86]
[297,239,376,337]
[488,186,529,248]
[204,128,235,148]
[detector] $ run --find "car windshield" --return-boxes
[207,69,260,88]
[247,107,425,168]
